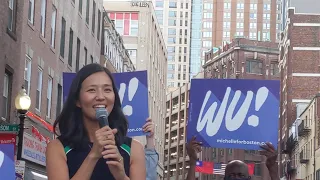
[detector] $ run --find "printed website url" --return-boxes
[217,139,266,146]
[128,128,142,133]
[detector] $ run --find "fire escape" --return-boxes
[298,119,311,164]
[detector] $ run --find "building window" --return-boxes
[168,19,176,26]
[79,0,83,14]
[223,13,231,19]
[223,31,230,38]
[224,2,231,9]
[68,28,74,66]
[84,47,88,65]
[92,0,96,34]
[56,84,62,117]
[223,22,231,28]
[86,0,90,24]
[167,73,174,79]
[50,6,57,48]
[40,0,47,37]
[8,0,16,32]
[169,2,177,8]
[168,28,176,35]
[204,3,213,10]
[203,22,212,28]
[246,60,262,74]
[168,64,175,71]
[250,23,257,29]
[264,4,271,10]
[2,71,12,121]
[109,13,139,36]
[169,11,176,17]
[36,67,43,111]
[263,14,271,20]
[263,23,270,29]
[130,19,139,36]
[270,63,279,75]
[249,32,257,40]
[97,10,101,40]
[46,77,53,118]
[250,3,257,10]
[28,0,35,24]
[127,49,137,64]
[250,13,257,19]
[90,55,93,63]
[168,37,176,44]
[167,47,175,53]
[236,22,244,28]
[254,163,261,176]
[24,57,32,95]
[156,1,163,7]
[203,41,212,47]
[236,31,243,36]
[237,3,244,9]
[76,38,81,72]
[60,17,66,58]
[203,32,212,38]
[237,13,244,19]
[204,13,212,19]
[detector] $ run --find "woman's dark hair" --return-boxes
[54,63,128,149]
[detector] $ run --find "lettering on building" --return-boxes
[131,2,149,8]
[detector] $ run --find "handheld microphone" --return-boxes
[95,108,109,128]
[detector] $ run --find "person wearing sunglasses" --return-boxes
[186,138,279,180]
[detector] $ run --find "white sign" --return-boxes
[21,133,47,166]
[15,160,26,180]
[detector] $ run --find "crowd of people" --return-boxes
[46,63,280,180]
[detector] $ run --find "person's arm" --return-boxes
[46,139,100,180]
[145,148,159,180]
[186,160,196,180]
[267,164,279,180]
[129,139,146,180]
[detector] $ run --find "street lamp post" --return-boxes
[15,86,31,160]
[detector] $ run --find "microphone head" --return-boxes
[95,107,109,127]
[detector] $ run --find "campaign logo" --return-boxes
[0,144,15,179]
[187,79,280,150]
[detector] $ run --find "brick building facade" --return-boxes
[202,38,279,180]
[279,8,320,179]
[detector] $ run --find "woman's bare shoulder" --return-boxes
[46,139,66,159]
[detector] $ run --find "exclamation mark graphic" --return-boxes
[123,77,139,116]
[248,86,269,127]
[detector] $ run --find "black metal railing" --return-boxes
[298,120,311,137]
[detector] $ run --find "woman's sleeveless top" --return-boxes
[59,137,132,180]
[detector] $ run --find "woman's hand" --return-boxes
[142,118,154,137]
[89,126,118,160]
[101,130,127,180]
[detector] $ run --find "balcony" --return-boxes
[281,141,290,154]
[286,134,298,152]
[298,120,311,137]
[299,150,310,164]
[286,161,296,174]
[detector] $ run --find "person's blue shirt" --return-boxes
[145,148,159,180]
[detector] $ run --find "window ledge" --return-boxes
[6,28,17,41]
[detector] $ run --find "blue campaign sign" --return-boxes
[187,79,280,150]
[63,70,149,137]
[113,71,149,137]
[0,144,15,180]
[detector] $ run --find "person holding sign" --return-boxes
[143,118,160,180]
[186,138,279,180]
[46,64,146,180]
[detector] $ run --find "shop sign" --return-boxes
[0,133,17,152]
[15,160,26,180]
[131,1,149,7]
[21,133,47,166]
[0,124,19,133]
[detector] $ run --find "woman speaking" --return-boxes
[46,64,146,180]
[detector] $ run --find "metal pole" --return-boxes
[17,110,27,160]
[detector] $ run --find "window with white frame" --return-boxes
[236,22,244,28]
[237,13,244,19]
[223,31,230,38]
[203,22,212,28]
[249,32,257,39]
[36,67,43,111]
[203,41,212,48]
[204,3,213,10]
[204,13,212,19]
[236,31,244,36]
[237,3,244,9]
[130,20,138,36]
[224,2,231,9]
[223,22,231,28]
[263,32,269,40]
[24,57,32,95]
[250,23,257,29]
[264,4,271,10]
[263,23,270,29]
[224,13,231,19]
[8,0,15,31]
[250,3,257,10]
[250,13,257,19]
[40,0,47,37]
[277,23,280,30]
[51,6,57,47]
[115,20,124,35]
[2,72,11,120]
[46,77,53,118]
[203,32,212,38]
[28,0,35,24]
[263,14,271,20]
